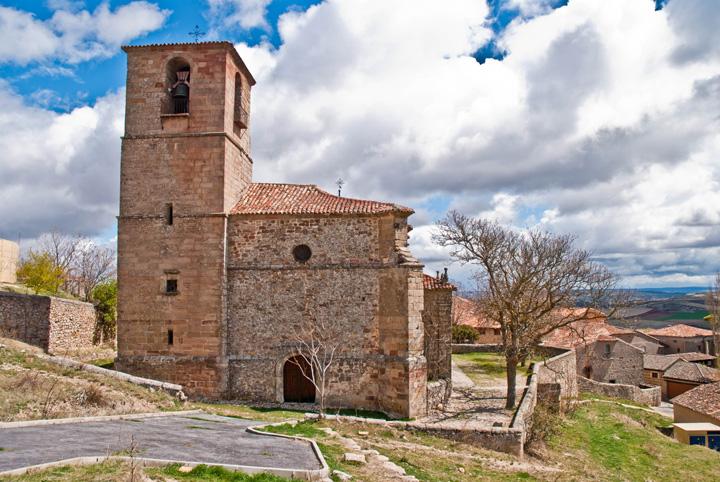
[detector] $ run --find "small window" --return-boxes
[608,379,616,384]
[604,343,612,355]
[651,372,658,378]
[166,279,178,294]
[167,329,174,345]
[293,244,312,262]
[165,203,173,225]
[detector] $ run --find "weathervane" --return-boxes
[188,25,205,42]
[336,178,345,197]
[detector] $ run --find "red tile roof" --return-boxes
[230,183,413,216]
[540,318,614,350]
[645,324,713,338]
[664,360,720,383]
[423,274,455,290]
[671,381,720,418]
[452,296,500,329]
[643,353,716,372]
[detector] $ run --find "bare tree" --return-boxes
[705,272,720,368]
[291,316,343,418]
[75,244,116,302]
[38,231,83,273]
[434,211,622,409]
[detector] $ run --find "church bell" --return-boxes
[173,82,189,99]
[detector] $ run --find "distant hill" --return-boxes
[633,287,709,298]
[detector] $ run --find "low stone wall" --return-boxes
[510,363,539,451]
[578,376,661,406]
[0,292,95,354]
[451,343,501,354]
[537,349,578,407]
[426,378,451,411]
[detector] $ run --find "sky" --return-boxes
[0,0,719,289]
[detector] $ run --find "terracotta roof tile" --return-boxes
[452,296,500,329]
[230,183,413,216]
[423,274,455,290]
[645,324,713,338]
[643,353,715,371]
[540,317,614,350]
[671,381,720,417]
[664,360,720,383]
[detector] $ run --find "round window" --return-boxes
[293,244,312,262]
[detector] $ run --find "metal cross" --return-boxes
[188,25,205,42]
[336,178,345,197]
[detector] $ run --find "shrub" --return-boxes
[16,251,65,295]
[92,279,117,343]
[452,324,479,344]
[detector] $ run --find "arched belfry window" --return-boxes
[165,58,191,114]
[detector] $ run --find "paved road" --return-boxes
[0,413,322,473]
[652,401,674,418]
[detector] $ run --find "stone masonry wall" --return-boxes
[537,349,578,407]
[0,292,95,353]
[423,287,453,381]
[226,213,427,418]
[578,376,661,406]
[575,339,644,385]
[117,43,254,398]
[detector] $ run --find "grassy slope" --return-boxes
[0,338,181,421]
[544,401,720,481]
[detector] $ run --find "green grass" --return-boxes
[193,402,306,423]
[453,352,536,384]
[547,400,720,481]
[87,358,115,369]
[147,464,290,481]
[260,420,327,439]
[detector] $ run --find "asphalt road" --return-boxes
[0,413,322,473]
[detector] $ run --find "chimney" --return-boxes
[443,267,448,282]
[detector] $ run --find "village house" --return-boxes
[574,336,644,385]
[662,360,720,399]
[643,324,716,355]
[452,295,501,344]
[115,41,452,419]
[607,326,664,354]
[673,381,720,426]
[643,352,716,399]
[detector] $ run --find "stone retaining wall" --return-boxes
[537,349,578,407]
[0,292,95,353]
[578,376,661,406]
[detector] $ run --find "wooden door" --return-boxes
[283,356,316,403]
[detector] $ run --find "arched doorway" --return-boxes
[283,356,316,403]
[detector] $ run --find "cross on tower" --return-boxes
[188,25,205,42]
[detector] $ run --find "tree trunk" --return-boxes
[505,357,518,409]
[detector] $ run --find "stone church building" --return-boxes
[116,41,453,418]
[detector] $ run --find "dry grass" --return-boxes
[0,338,182,422]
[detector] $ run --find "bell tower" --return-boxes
[116,42,255,397]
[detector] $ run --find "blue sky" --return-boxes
[1,0,576,111]
[3,0,720,289]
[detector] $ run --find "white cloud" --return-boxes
[0,2,170,65]
[207,0,272,31]
[0,81,123,240]
[231,0,720,287]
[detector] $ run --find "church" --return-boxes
[116,41,453,418]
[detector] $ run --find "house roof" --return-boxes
[663,360,720,383]
[230,183,414,216]
[423,274,455,290]
[645,324,713,338]
[540,318,614,350]
[643,353,715,371]
[452,296,500,329]
[671,381,720,418]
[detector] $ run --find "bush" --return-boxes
[92,279,117,343]
[16,251,65,295]
[452,324,479,343]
